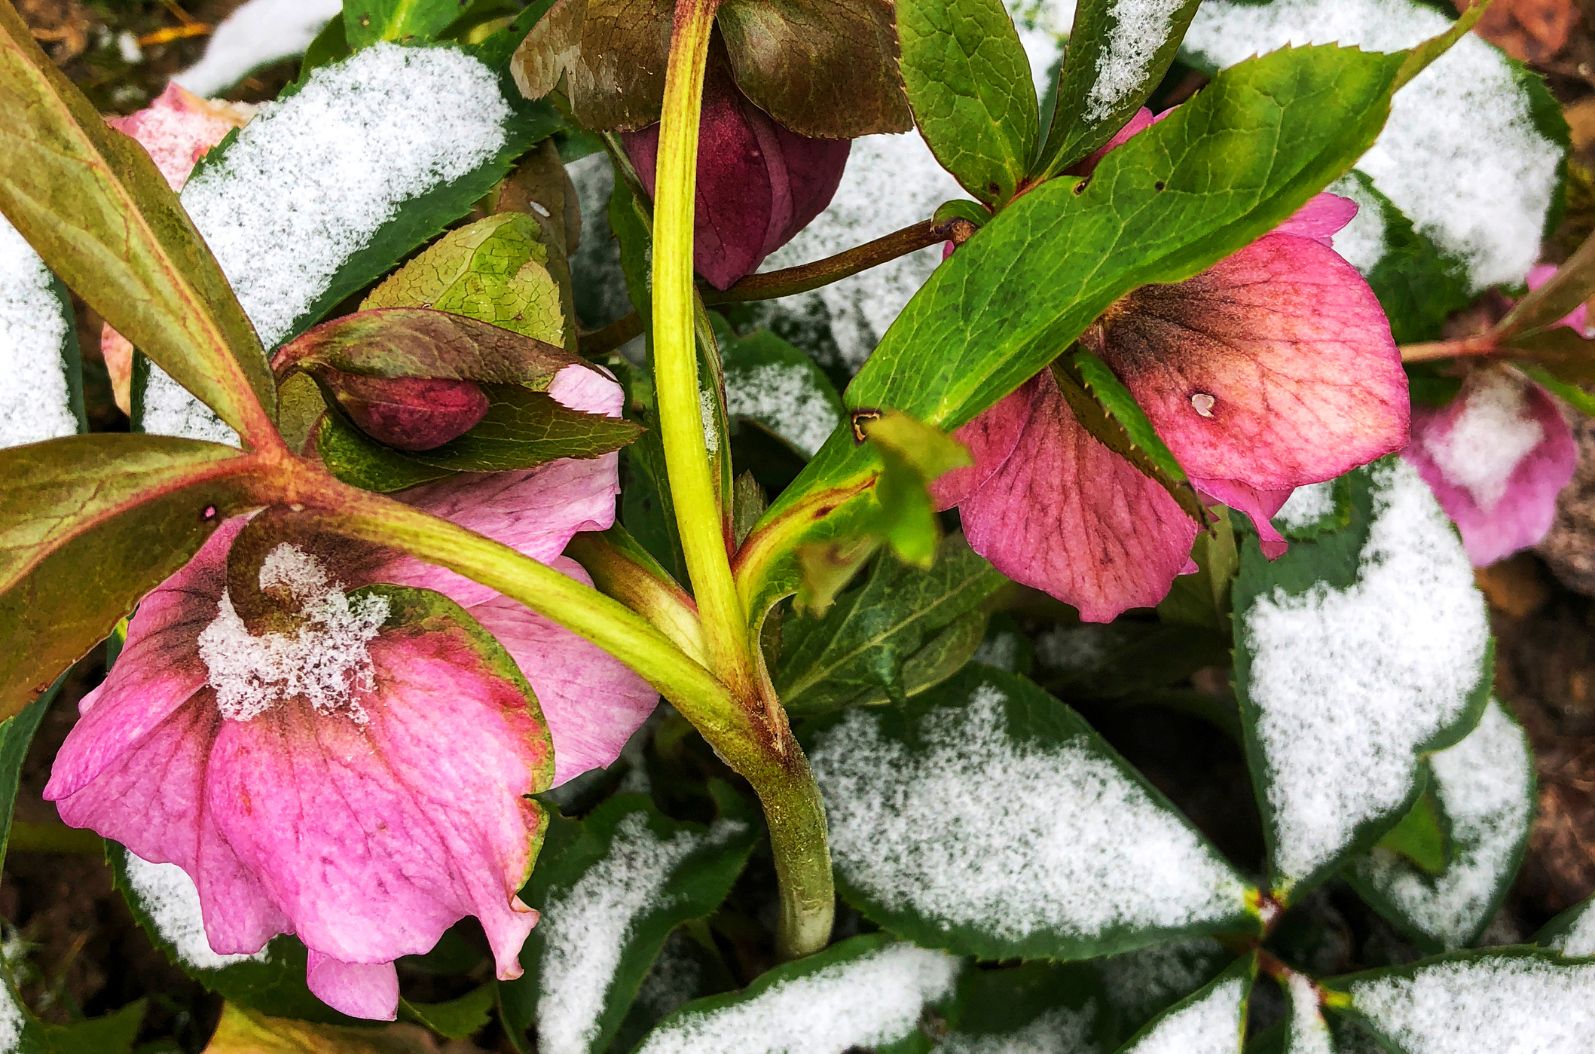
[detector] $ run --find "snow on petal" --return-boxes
[1405,371,1576,566]
[945,372,1198,622]
[107,83,251,191]
[0,216,76,448]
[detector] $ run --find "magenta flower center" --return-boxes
[196,543,389,724]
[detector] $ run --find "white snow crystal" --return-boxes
[197,543,389,723]
[1085,1,1188,122]
[1285,972,1334,1054]
[1423,372,1545,511]
[809,681,1250,943]
[0,217,76,448]
[1184,0,1563,292]
[939,1005,1099,1054]
[1274,481,1338,531]
[175,0,342,97]
[1123,978,1244,1054]
[1354,700,1533,948]
[633,942,959,1054]
[725,361,842,457]
[537,813,747,1054]
[1351,956,1595,1053]
[123,853,266,970]
[147,44,512,442]
[1243,459,1490,887]
[0,976,22,1054]
[1554,901,1595,959]
[1328,175,1389,276]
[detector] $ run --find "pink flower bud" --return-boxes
[323,371,490,452]
[624,68,850,290]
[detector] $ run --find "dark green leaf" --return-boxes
[1032,621,1229,703]
[1037,0,1201,177]
[896,0,1039,205]
[1367,781,1452,878]
[1110,956,1254,1053]
[12,1000,146,1054]
[400,986,496,1039]
[0,435,262,722]
[938,962,1109,1051]
[344,0,463,47]
[0,691,51,875]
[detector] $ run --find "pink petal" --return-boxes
[951,372,1199,622]
[1405,373,1576,565]
[306,952,400,1021]
[932,385,1033,509]
[469,557,658,786]
[1095,232,1407,495]
[548,362,625,417]
[107,83,248,191]
[1526,263,1592,336]
[1196,478,1293,558]
[203,628,545,984]
[1274,193,1359,244]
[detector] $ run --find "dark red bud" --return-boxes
[325,371,490,452]
[624,66,851,291]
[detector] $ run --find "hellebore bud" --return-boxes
[623,66,851,291]
[319,370,490,452]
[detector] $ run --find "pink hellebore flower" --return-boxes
[624,65,851,290]
[1403,267,1581,566]
[937,111,1407,622]
[102,84,252,413]
[44,367,656,1021]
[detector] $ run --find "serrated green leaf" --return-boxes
[400,986,496,1039]
[0,435,264,722]
[502,795,756,1054]
[344,0,463,47]
[0,692,50,875]
[10,1000,146,1054]
[778,535,1004,713]
[1036,0,1201,178]
[897,0,1039,205]
[806,666,1258,962]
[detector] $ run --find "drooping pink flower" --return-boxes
[1406,369,1576,566]
[624,65,850,290]
[101,84,252,413]
[44,365,656,1020]
[937,112,1407,621]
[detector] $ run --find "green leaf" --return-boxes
[502,795,756,1054]
[896,0,1039,205]
[0,435,263,722]
[0,691,51,875]
[778,535,1004,713]
[861,410,971,568]
[1036,0,1201,178]
[1031,621,1229,704]
[1157,512,1239,632]
[631,933,958,1054]
[1113,957,1253,1053]
[937,962,1110,1051]
[9,1000,146,1054]
[1232,459,1493,900]
[1347,699,1535,951]
[805,666,1258,962]
[722,330,844,459]
[489,140,582,350]
[1367,782,1451,878]
[344,0,464,47]
[0,4,276,443]
[400,986,496,1039]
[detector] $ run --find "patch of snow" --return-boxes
[1351,956,1595,1053]
[0,977,22,1054]
[809,680,1249,944]
[725,361,841,457]
[1184,0,1563,292]
[1555,901,1595,959]
[537,814,746,1054]
[1423,372,1545,511]
[1354,700,1533,948]
[175,0,342,97]
[1285,973,1333,1054]
[1123,978,1244,1054]
[1275,481,1337,531]
[1242,459,1490,886]
[0,218,76,448]
[939,1005,1098,1054]
[1328,176,1389,276]
[123,853,266,970]
[1084,1,1188,123]
[699,387,720,456]
[634,942,959,1054]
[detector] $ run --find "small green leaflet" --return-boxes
[896,0,1039,205]
[805,667,1257,962]
[503,796,756,1054]
[344,0,464,48]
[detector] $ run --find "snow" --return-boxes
[939,1006,1098,1054]
[1274,481,1337,531]
[809,680,1249,945]
[633,943,959,1054]
[1285,972,1334,1054]
[197,544,389,724]
[1354,700,1533,948]
[1243,459,1490,887]
[537,813,746,1054]
[146,43,512,442]
[1123,978,1244,1054]
[757,132,964,370]
[1328,176,1389,276]
[1085,1,1188,123]
[123,853,266,971]
[1554,901,1595,959]
[0,217,76,448]
[175,0,342,97]
[0,975,22,1054]
[1184,0,1563,292]
[1350,956,1595,1053]
[1423,372,1546,511]
[725,361,842,456]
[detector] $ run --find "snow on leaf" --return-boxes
[121,853,266,972]
[1351,699,1534,949]
[1118,968,1249,1054]
[1237,458,1492,894]
[1283,972,1333,1054]
[175,0,342,97]
[0,217,77,449]
[1273,480,1339,533]
[807,668,1254,960]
